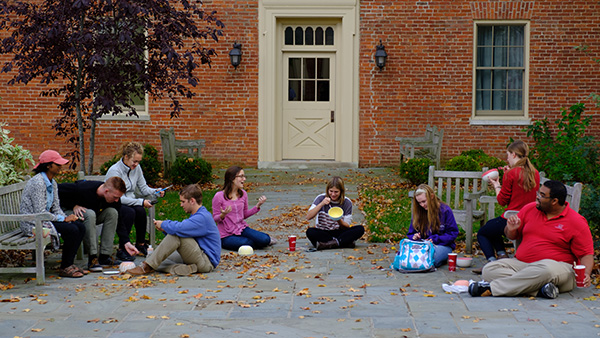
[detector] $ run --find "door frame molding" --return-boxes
[258,0,359,168]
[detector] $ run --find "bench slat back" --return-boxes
[0,181,28,233]
[539,175,583,212]
[429,166,487,212]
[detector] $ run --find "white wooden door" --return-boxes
[282,53,335,159]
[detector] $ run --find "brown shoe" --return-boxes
[126,262,154,276]
[316,239,339,250]
[171,264,198,276]
[472,269,482,275]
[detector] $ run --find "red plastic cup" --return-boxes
[288,235,296,251]
[448,253,457,272]
[574,265,586,287]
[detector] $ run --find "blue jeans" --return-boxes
[433,244,453,267]
[477,216,508,260]
[221,227,271,251]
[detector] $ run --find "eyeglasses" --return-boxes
[236,175,246,179]
[536,191,552,199]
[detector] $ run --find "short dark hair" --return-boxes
[33,162,52,174]
[105,176,126,193]
[180,184,203,204]
[543,180,567,205]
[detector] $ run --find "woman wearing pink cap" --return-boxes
[20,150,86,278]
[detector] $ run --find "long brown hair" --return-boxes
[412,184,442,236]
[326,176,346,203]
[507,140,537,191]
[222,165,244,200]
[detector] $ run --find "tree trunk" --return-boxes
[76,102,86,175]
[87,115,96,174]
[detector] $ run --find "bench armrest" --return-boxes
[464,190,485,201]
[395,136,431,145]
[479,195,497,204]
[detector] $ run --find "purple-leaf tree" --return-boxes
[0,0,224,173]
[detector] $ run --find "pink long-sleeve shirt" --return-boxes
[212,190,260,238]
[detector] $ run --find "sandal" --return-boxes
[59,265,84,278]
[74,265,90,275]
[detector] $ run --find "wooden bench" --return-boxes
[396,125,444,169]
[0,180,53,285]
[159,127,205,171]
[426,165,490,254]
[76,172,156,257]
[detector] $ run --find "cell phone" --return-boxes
[155,185,173,194]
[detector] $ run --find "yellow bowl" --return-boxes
[238,245,254,256]
[328,207,343,221]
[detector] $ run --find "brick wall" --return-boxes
[0,0,599,169]
[0,0,260,171]
[359,0,600,166]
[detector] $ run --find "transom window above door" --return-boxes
[474,23,528,118]
[284,26,334,46]
[288,57,330,102]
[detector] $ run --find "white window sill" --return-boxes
[470,118,531,126]
[99,114,150,122]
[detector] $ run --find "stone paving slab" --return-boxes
[1,168,600,337]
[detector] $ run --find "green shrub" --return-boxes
[525,103,599,183]
[99,144,162,186]
[460,149,505,170]
[399,158,432,186]
[140,144,162,186]
[445,155,481,171]
[0,123,34,185]
[168,156,212,185]
[580,183,600,236]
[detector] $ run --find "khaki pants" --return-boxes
[146,235,213,274]
[482,258,576,297]
[65,208,118,257]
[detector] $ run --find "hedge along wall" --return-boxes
[0,0,599,169]
[359,0,600,166]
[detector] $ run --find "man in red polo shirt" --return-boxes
[469,180,593,298]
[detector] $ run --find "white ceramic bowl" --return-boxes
[328,207,343,221]
[456,257,472,268]
[503,210,519,219]
[238,245,254,256]
[31,227,51,238]
[482,169,499,182]
[119,261,136,273]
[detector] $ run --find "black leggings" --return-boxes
[117,205,147,248]
[306,226,365,248]
[53,220,85,269]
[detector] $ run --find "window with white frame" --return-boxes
[474,23,528,118]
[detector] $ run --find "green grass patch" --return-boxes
[359,186,412,243]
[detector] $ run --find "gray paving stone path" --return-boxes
[1,167,599,337]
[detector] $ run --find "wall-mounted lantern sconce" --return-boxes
[374,40,387,70]
[229,42,242,69]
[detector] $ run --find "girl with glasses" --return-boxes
[212,166,273,251]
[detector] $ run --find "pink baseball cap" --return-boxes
[34,150,69,169]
